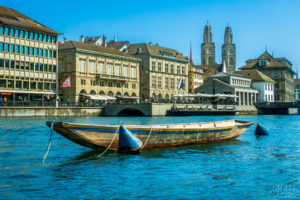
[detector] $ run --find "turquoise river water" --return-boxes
[0,115,299,200]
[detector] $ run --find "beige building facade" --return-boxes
[240,51,295,102]
[58,41,140,103]
[188,65,203,94]
[128,43,188,100]
[0,6,58,103]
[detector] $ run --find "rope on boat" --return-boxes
[141,127,152,149]
[96,125,120,158]
[42,121,54,164]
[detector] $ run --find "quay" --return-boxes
[256,102,299,115]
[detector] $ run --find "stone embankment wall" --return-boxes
[0,107,101,117]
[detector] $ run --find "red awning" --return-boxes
[1,93,12,95]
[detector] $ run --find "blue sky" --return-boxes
[2,0,300,74]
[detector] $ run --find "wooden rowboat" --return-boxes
[46,120,253,150]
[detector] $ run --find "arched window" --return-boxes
[208,57,213,65]
[124,92,129,96]
[230,57,234,65]
[202,58,206,65]
[80,89,87,94]
[132,92,136,97]
[152,93,156,99]
[158,93,162,99]
[116,91,122,96]
[90,90,96,95]
[165,94,169,99]
[108,91,114,96]
[99,90,105,95]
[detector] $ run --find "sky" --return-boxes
[2,0,300,74]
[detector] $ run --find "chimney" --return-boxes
[80,35,84,42]
[103,35,107,47]
[114,36,117,42]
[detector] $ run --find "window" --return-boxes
[16,61,20,69]
[23,81,29,89]
[152,62,156,71]
[39,48,43,56]
[0,43,3,51]
[182,66,185,74]
[123,66,128,77]
[117,83,121,88]
[131,67,136,78]
[39,33,43,42]
[171,65,174,73]
[108,64,113,75]
[34,32,38,40]
[80,61,86,72]
[177,65,180,74]
[5,60,9,68]
[274,72,280,78]
[39,64,43,71]
[48,35,51,43]
[44,64,48,72]
[132,84,136,89]
[5,43,9,52]
[30,82,36,89]
[15,45,19,53]
[0,79,6,88]
[165,64,168,73]
[10,28,15,37]
[53,65,56,72]
[48,50,52,58]
[52,36,57,43]
[171,78,174,88]
[20,46,24,54]
[38,82,43,90]
[30,47,34,55]
[90,61,95,73]
[30,63,34,71]
[20,30,24,38]
[158,77,162,88]
[115,65,120,76]
[11,61,15,69]
[53,50,57,58]
[8,80,14,88]
[152,76,156,87]
[44,49,47,57]
[99,63,104,74]
[0,26,3,35]
[16,81,22,89]
[81,79,86,85]
[0,59,3,68]
[25,31,29,39]
[125,84,128,88]
[158,63,162,72]
[49,65,52,72]
[10,44,14,53]
[108,82,113,87]
[26,46,30,55]
[30,32,34,40]
[35,48,38,56]
[34,63,38,71]
[44,34,47,42]
[165,77,169,89]
[100,81,105,86]
[5,27,9,36]
[259,60,268,66]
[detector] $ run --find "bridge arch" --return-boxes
[117,108,146,116]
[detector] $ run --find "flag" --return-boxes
[61,76,71,88]
[179,79,185,89]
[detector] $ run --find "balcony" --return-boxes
[96,74,127,81]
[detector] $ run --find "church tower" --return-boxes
[201,23,215,65]
[222,25,236,73]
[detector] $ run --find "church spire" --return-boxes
[222,24,236,73]
[201,22,215,65]
[190,41,193,64]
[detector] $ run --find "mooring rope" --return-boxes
[96,125,120,158]
[141,127,152,149]
[42,121,54,164]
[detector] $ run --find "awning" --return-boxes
[172,93,238,98]
[81,94,116,100]
[116,95,139,99]
[0,90,55,95]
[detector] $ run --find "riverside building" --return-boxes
[58,41,140,103]
[127,43,189,101]
[0,6,58,103]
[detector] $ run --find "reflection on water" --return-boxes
[0,115,299,199]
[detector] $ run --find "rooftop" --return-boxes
[234,69,275,83]
[0,6,58,35]
[59,41,140,60]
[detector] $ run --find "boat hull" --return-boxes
[46,120,253,150]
